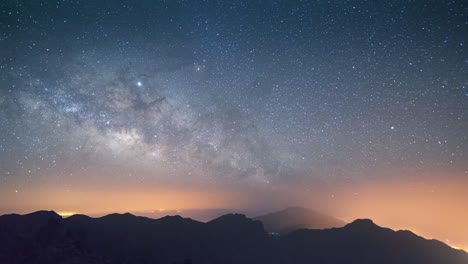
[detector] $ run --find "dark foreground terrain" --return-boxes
[0,210,466,264]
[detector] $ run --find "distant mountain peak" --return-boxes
[208,214,264,231]
[160,215,183,220]
[101,212,135,218]
[344,219,380,230]
[254,207,345,233]
[27,210,61,217]
[16,210,63,224]
[158,215,199,224]
[349,218,376,226]
[67,213,91,219]
[208,213,251,225]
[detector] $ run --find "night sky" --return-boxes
[1,0,467,249]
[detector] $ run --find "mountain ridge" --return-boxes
[254,206,346,234]
[0,210,466,264]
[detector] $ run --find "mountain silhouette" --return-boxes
[279,218,468,264]
[254,206,346,234]
[0,210,466,264]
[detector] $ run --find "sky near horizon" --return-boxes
[0,0,467,251]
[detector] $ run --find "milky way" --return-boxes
[0,0,467,213]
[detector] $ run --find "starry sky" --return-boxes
[1,0,467,249]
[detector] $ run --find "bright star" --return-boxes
[137,81,142,86]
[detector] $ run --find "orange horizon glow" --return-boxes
[321,176,468,255]
[1,173,467,254]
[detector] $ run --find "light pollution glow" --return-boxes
[2,174,466,252]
